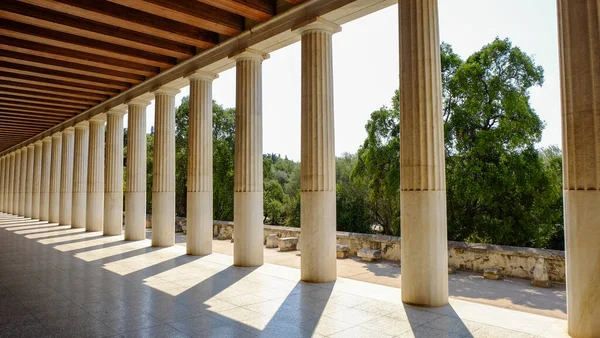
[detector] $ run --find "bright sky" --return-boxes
[138,0,560,161]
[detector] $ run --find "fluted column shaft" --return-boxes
[297,20,339,283]
[399,0,448,307]
[104,110,125,236]
[72,123,89,228]
[49,133,62,223]
[32,141,42,219]
[557,0,600,336]
[40,138,52,221]
[8,153,15,214]
[152,88,179,247]
[0,156,5,213]
[125,101,148,241]
[187,72,217,255]
[60,128,75,225]
[87,115,106,232]
[6,154,13,214]
[232,50,268,267]
[14,149,21,216]
[19,147,28,216]
[25,145,34,218]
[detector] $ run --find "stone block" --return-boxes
[357,248,381,262]
[531,257,551,288]
[336,244,349,259]
[266,234,279,248]
[448,266,457,275]
[483,268,502,280]
[217,227,228,240]
[278,237,298,252]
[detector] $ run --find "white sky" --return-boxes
[136,0,560,161]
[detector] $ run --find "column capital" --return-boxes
[107,105,127,117]
[51,132,62,140]
[128,98,151,107]
[230,48,269,62]
[89,113,107,124]
[293,17,341,35]
[42,136,52,144]
[187,70,219,82]
[20,146,27,152]
[153,86,180,96]
[75,121,89,129]
[27,144,34,150]
[35,140,43,146]
[62,126,75,134]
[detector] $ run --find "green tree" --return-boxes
[336,153,371,233]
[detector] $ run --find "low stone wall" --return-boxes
[149,217,565,283]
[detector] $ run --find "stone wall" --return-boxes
[152,217,565,283]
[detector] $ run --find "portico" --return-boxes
[0,0,597,337]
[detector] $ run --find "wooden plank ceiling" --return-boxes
[0,0,301,152]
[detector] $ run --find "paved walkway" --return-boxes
[0,214,568,337]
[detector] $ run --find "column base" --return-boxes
[125,192,147,241]
[86,192,104,232]
[104,192,123,236]
[152,191,175,247]
[186,191,212,256]
[59,192,72,226]
[233,191,263,267]
[400,190,448,307]
[565,190,600,337]
[301,191,337,283]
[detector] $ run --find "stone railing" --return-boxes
[146,217,566,283]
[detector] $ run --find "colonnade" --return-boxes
[0,2,597,335]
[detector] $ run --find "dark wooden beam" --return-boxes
[0,89,100,105]
[0,79,109,101]
[0,36,159,77]
[0,100,82,114]
[109,0,243,36]
[0,1,201,58]
[0,109,75,119]
[0,61,132,90]
[0,94,91,110]
[0,50,145,84]
[0,110,70,122]
[0,72,121,96]
[197,0,274,22]
[21,0,220,48]
[0,20,176,68]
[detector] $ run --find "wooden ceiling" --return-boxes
[0,0,301,152]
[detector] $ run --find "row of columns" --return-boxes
[0,2,596,335]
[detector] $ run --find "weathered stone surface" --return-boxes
[531,258,551,288]
[217,227,229,240]
[483,268,502,280]
[266,234,279,248]
[358,248,381,262]
[336,244,349,259]
[448,266,457,275]
[279,237,298,252]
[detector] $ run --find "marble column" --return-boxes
[232,49,268,267]
[5,154,12,214]
[72,122,89,229]
[558,0,600,336]
[25,144,34,218]
[32,141,42,220]
[152,87,179,247]
[399,0,448,307]
[49,132,62,224]
[60,128,75,226]
[104,108,126,236]
[187,71,217,256]
[19,147,28,216]
[14,149,21,216]
[39,137,52,221]
[295,19,340,283]
[8,153,15,215]
[0,156,4,213]
[87,114,106,232]
[125,99,149,241]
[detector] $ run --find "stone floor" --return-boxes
[0,214,569,337]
